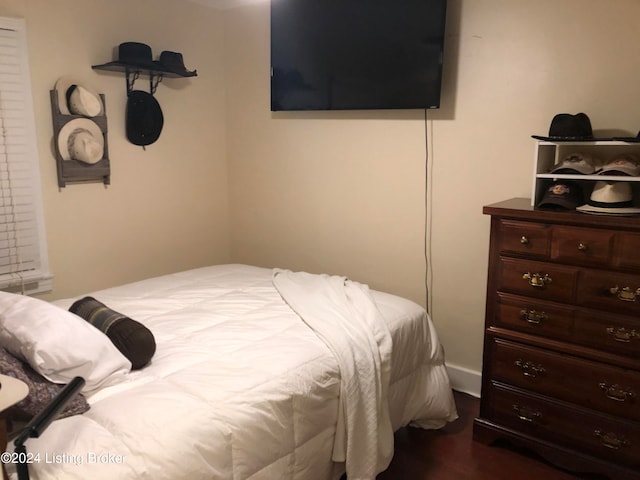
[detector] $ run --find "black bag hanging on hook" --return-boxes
[126,90,164,147]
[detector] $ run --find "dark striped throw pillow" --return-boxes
[69,297,156,370]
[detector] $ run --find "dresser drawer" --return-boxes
[489,338,640,421]
[614,232,640,271]
[487,383,640,468]
[577,269,640,316]
[550,225,613,267]
[497,257,578,303]
[497,219,550,258]
[494,292,573,340]
[573,309,640,358]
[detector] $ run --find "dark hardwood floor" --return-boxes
[376,391,610,480]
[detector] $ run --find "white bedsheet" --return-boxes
[9,264,457,480]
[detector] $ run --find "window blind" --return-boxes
[0,17,52,294]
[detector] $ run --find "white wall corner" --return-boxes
[446,363,482,398]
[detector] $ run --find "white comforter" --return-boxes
[10,264,457,480]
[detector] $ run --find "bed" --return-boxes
[0,264,457,480]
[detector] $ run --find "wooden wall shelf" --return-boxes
[92,64,197,95]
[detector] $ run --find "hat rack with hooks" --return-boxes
[49,82,110,188]
[91,42,197,97]
[91,43,197,147]
[91,65,169,96]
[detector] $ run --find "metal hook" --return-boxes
[125,70,140,95]
[150,73,163,95]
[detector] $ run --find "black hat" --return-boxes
[532,113,609,142]
[536,181,584,210]
[155,51,197,77]
[126,90,164,146]
[93,42,158,71]
[613,131,640,143]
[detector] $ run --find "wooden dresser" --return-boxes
[473,198,640,480]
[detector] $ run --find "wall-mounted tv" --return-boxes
[270,0,447,112]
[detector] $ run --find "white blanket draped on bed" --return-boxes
[272,269,393,480]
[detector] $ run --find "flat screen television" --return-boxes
[270,0,447,111]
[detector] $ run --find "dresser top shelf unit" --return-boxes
[535,140,639,145]
[486,197,640,231]
[532,140,640,206]
[535,173,640,181]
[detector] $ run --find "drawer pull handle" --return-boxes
[512,404,541,423]
[519,309,546,325]
[577,242,588,251]
[515,359,546,378]
[606,327,637,343]
[523,272,552,288]
[609,286,640,302]
[599,383,636,402]
[594,430,628,450]
[520,235,529,245]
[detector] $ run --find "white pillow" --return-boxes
[0,291,131,394]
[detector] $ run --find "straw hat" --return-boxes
[54,77,103,117]
[57,118,104,164]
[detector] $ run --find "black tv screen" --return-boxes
[270,0,447,111]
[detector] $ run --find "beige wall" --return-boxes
[225,0,640,383]
[0,0,231,299]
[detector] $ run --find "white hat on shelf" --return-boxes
[598,154,640,177]
[576,181,640,215]
[549,152,602,175]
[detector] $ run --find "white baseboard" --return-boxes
[446,363,482,398]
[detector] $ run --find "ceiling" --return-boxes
[188,0,266,9]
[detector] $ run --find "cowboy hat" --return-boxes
[155,51,197,77]
[57,118,104,164]
[126,90,164,146]
[92,42,158,72]
[576,181,640,215]
[54,77,103,117]
[532,113,612,142]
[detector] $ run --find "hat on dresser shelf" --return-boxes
[598,154,640,177]
[536,181,585,210]
[576,181,640,215]
[613,131,640,143]
[532,113,611,142]
[549,152,602,175]
[54,77,103,117]
[57,118,104,164]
